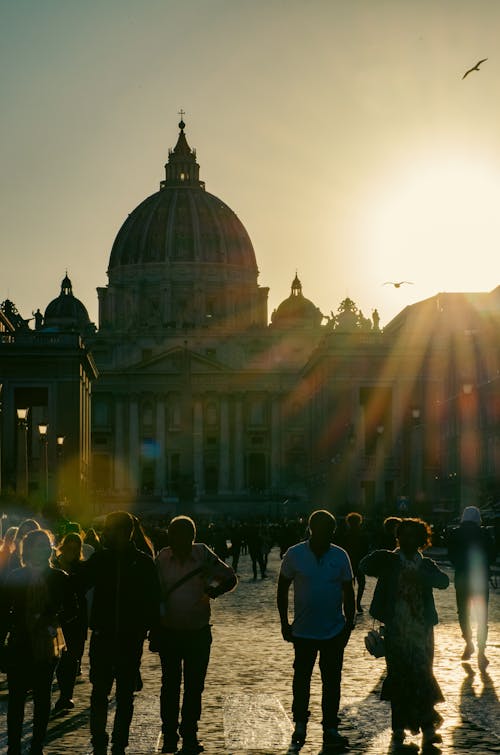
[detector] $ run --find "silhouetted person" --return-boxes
[277,509,355,751]
[360,518,449,750]
[337,512,369,613]
[447,506,496,669]
[245,522,266,579]
[379,516,402,551]
[155,515,237,755]
[0,528,75,755]
[85,511,160,755]
[52,532,87,713]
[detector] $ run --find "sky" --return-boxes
[1,0,500,329]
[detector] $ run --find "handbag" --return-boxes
[30,621,67,662]
[364,622,385,658]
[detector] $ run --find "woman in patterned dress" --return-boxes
[360,518,449,751]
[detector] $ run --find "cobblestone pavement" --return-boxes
[1,547,500,754]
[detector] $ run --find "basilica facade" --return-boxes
[1,120,499,518]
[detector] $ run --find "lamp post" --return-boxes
[375,424,385,514]
[56,435,65,501]
[459,382,478,509]
[410,407,422,510]
[38,422,49,504]
[16,408,29,497]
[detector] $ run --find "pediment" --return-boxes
[127,346,229,374]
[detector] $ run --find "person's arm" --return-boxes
[277,573,293,642]
[421,558,450,590]
[342,579,356,642]
[359,549,381,577]
[205,547,238,597]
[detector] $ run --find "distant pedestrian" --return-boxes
[277,509,355,751]
[155,515,237,755]
[360,517,449,750]
[52,531,88,714]
[447,506,496,668]
[337,512,369,613]
[0,528,75,755]
[85,511,160,755]
[379,516,402,551]
[245,522,266,579]
[0,526,18,581]
[7,518,41,573]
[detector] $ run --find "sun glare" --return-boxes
[365,156,500,300]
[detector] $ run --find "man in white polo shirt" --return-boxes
[277,509,355,751]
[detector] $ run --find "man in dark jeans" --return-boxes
[155,515,237,755]
[277,509,355,751]
[85,511,160,755]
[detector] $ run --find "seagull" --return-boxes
[383,281,414,288]
[462,58,488,79]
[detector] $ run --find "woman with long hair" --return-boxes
[360,518,449,751]
[0,528,76,755]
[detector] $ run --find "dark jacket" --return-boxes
[360,549,449,627]
[447,523,496,577]
[84,542,160,637]
[0,565,76,652]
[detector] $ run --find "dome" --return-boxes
[108,121,257,276]
[271,274,323,329]
[99,119,268,333]
[44,275,92,332]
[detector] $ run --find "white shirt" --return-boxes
[280,541,353,640]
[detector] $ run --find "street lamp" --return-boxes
[38,422,49,503]
[56,435,65,501]
[16,408,29,497]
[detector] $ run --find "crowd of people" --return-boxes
[0,504,497,754]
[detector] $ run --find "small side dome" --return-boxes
[43,274,92,333]
[271,274,323,329]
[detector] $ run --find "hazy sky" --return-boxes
[1,0,499,328]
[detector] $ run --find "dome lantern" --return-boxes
[161,117,204,190]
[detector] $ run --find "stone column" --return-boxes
[193,399,204,496]
[129,398,140,495]
[156,397,166,496]
[234,397,244,492]
[271,394,281,490]
[114,397,126,491]
[219,397,230,493]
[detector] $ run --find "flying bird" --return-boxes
[462,58,488,79]
[383,281,414,288]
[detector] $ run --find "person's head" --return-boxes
[396,518,432,555]
[346,511,363,529]
[168,516,196,558]
[103,511,134,551]
[84,527,101,550]
[383,516,402,535]
[461,506,481,526]
[1,526,18,552]
[15,518,40,546]
[308,510,336,547]
[21,529,53,569]
[58,531,83,563]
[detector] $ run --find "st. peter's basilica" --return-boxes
[1,120,499,520]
